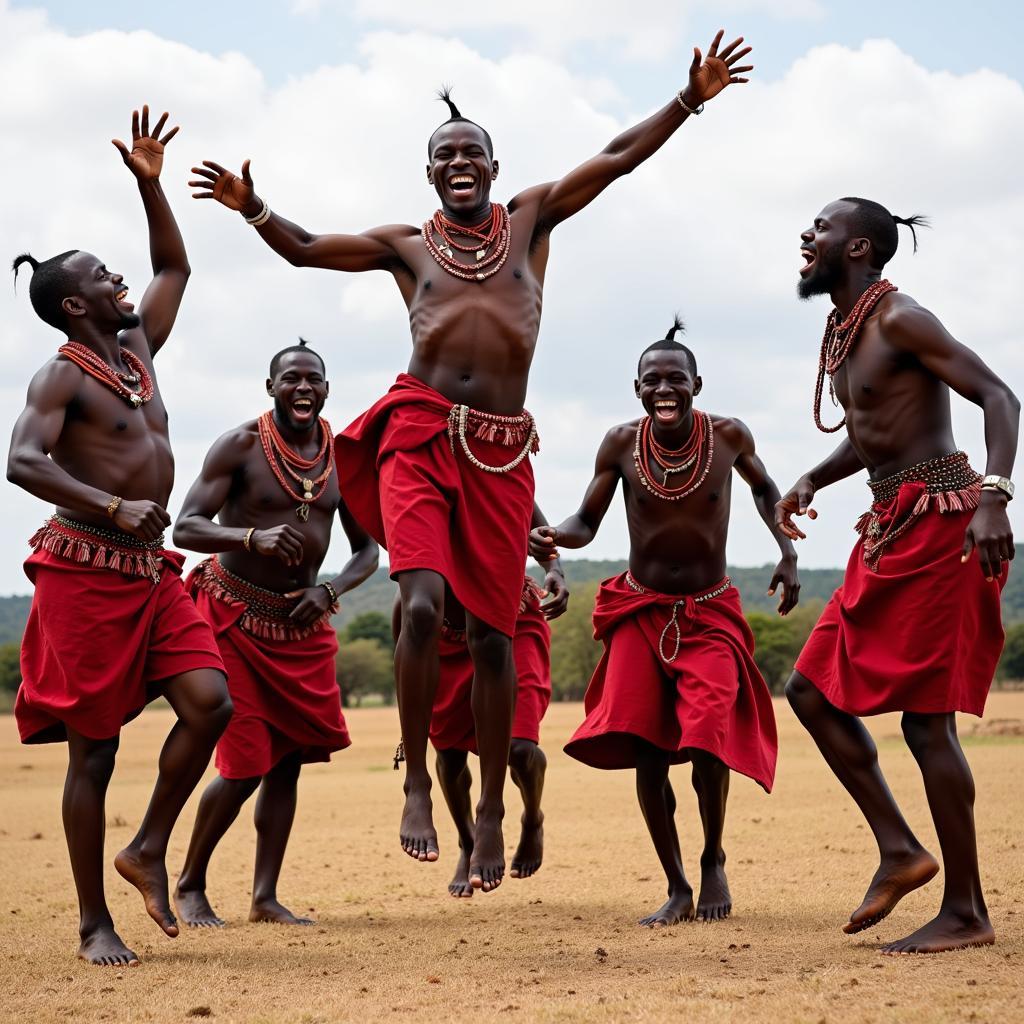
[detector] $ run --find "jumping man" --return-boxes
[172,339,378,927]
[190,31,753,890]
[778,198,1018,954]
[7,108,231,966]
[531,317,798,926]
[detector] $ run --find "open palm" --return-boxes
[112,105,178,181]
[686,30,754,105]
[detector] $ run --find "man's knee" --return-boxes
[466,624,512,674]
[401,590,444,645]
[171,669,233,732]
[71,735,120,780]
[901,712,956,758]
[784,671,816,711]
[509,738,544,776]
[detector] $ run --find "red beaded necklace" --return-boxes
[422,203,511,282]
[257,411,334,521]
[813,279,897,433]
[58,341,154,408]
[633,411,715,501]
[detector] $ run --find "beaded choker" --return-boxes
[423,203,511,282]
[59,341,154,408]
[633,413,715,501]
[257,411,335,521]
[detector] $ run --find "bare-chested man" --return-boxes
[172,339,378,927]
[7,108,231,966]
[777,198,1018,954]
[189,31,752,890]
[531,318,798,925]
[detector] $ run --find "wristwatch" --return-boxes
[981,475,1015,500]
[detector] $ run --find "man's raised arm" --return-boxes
[189,159,410,273]
[521,30,752,235]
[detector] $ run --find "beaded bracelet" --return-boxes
[106,495,122,519]
[244,198,271,226]
[320,580,339,604]
[676,91,704,116]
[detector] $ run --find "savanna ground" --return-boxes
[2,695,1022,1024]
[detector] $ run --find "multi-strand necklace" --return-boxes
[422,203,511,282]
[633,411,715,501]
[257,410,334,522]
[813,279,897,433]
[59,341,153,408]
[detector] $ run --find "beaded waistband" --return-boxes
[447,404,539,475]
[868,451,981,504]
[625,572,732,604]
[191,556,336,641]
[29,515,164,583]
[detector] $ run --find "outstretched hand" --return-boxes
[190,159,257,214]
[112,105,179,181]
[775,476,818,541]
[683,29,753,106]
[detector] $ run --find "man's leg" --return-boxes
[689,749,732,921]
[114,668,232,937]
[64,730,139,966]
[636,741,694,927]
[881,713,995,954]
[435,748,475,897]
[174,774,261,927]
[250,752,311,924]
[465,613,515,892]
[785,672,938,932]
[508,738,546,879]
[394,570,445,862]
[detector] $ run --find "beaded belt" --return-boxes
[857,450,981,571]
[29,514,164,583]
[447,404,539,474]
[625,572,732,664]
[191,556,336,641]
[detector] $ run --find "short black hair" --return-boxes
[269,337,326,378]
[839,197,930,269]
[427,85,494,159]
[12,250,82,333]
[637,315,698,376]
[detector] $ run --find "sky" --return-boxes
[1,0,1022,595]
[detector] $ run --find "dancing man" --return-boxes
[189,30,752,889]
[531,317,798,925]
[7,108,231,966]
[778,198,1018,953]
[172,339,378,927]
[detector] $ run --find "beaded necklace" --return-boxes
[422,203,511,282]
[633,412,715,501]
[256,411,334,521]
[59,341,153,408]
[813,280,897,433]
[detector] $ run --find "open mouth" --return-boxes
[799,248,816,277]
[115,286,135,312]
[448,174,476,194]
[291,398,314,416]
[653,399,679,423]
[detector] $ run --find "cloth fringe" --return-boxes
[29,518,162,583]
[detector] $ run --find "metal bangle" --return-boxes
[320,580,339,604]
[676,90,704,116]
[106,495,122,519]
[242,527,256,551]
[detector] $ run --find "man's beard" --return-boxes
[797,244,845,300]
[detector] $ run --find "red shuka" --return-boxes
[431,578,552,753]
[564,573,777,793]
[796,484,1007,717]
[335,373,536,637]
[186,565,350,780]
[17,539,225,744]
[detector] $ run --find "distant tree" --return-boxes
[343,610,395,652]
[549,581,602,701]
[0,642,21,694]
[999,623,1024,681]
[336,637,394,707]
[746,599,823,694]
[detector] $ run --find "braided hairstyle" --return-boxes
[637,315,698,376]
[12,251,82,333]
[428,85,494,158]
[840,197,930,268]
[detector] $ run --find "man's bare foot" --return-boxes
[469,811,504,892]
[639,887,695,928]
[881,910,995,954]
[844,849,940,934]
[249,898,314,925]
[448,845,474,898]
[114,847,178,938]
[510,812,543,879]
[173,882,225,928]
[78,925,140,967]
[696,852,731,921]
[399,786,439,862]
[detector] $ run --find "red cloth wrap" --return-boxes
[336,373,536,637]
[17,545,225,744]
[185,571,350,780]
[431,578,552,753]
[564,573,777,793]
[796,484,1007,717]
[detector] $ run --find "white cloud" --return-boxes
[1,8,1021,596]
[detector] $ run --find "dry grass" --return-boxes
[2,695,1022,1024]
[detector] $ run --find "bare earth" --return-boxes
[2,695,1022,1024]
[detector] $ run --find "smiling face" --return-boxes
[267,350,329,432]
[61,251,140,333]
[634,349,702,430]
[797,200,860,299]
[426,122,498,219]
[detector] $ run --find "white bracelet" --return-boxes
[244,198,271,226]
[676,90,704,116]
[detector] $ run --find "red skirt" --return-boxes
[431,578,552,753]
[17,537,224,744]
[186,570,350,780]
[335,373,536,637]
[564,573,777,792]
[796,488,1006,717]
